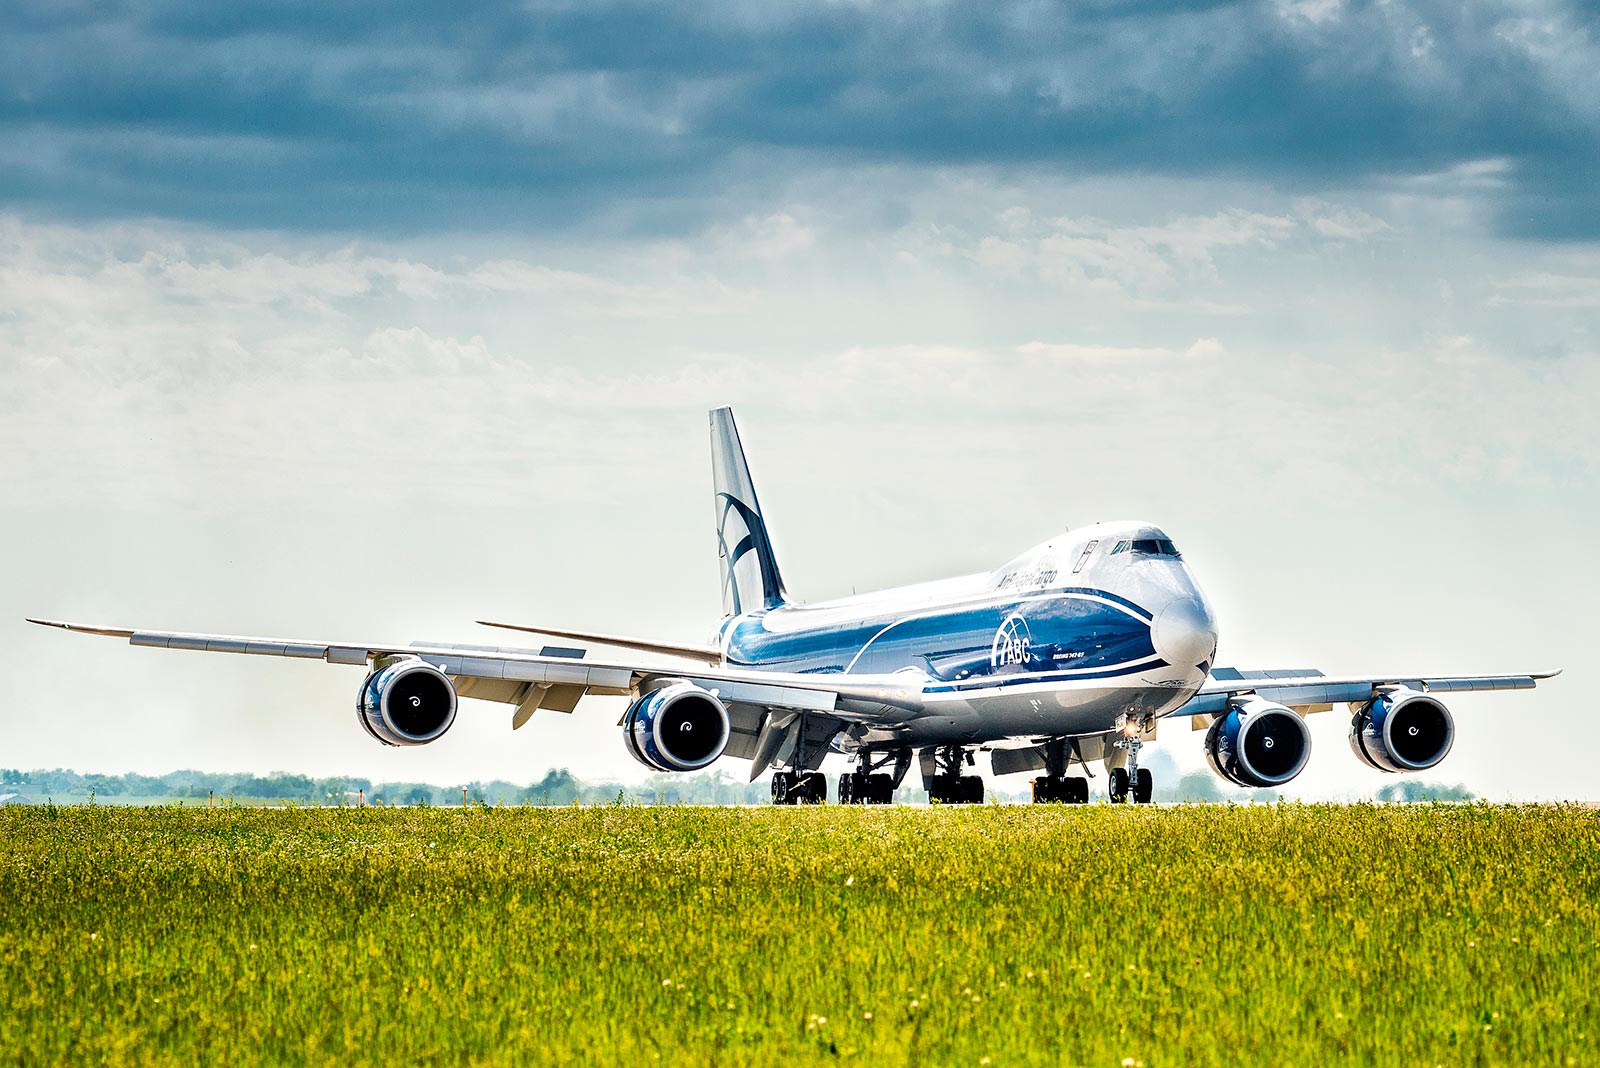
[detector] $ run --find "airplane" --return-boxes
[28,407,1557,805]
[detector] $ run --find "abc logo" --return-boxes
[991,614,1032,669]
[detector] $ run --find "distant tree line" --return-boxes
[0,767,779,806]
[0,766,1475,806]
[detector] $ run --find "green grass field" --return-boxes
[2,804,1595,1067]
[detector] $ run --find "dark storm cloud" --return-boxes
[2,0,1595,237]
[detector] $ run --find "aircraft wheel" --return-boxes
[1068,777,1090,804]
[838,773,855,805]
[964,776,985,804]
[1134,768,1153,805]
[1031,777,1056,804]
[1108,767,1130,804]
[771,771,792,806]
[867,774,895,804]
[803,771,827,804]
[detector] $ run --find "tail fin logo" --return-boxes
[710,407,789,617]
[716,494,785,616]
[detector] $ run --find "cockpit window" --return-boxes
[1136,538,1180,557]
[1112,538,1180,557]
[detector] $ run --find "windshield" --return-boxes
[1110,538,1181,558]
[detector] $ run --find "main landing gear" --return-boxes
[1108,715,1155,804]
[926,746,985,805]
[770,770,826,805]
[840,749,908,804]
[1030,738,1091,804]
[838,770,894,804]
[1031,776,1089,804]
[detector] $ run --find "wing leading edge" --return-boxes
[24,618,925,723]
[1182,667,1560,723]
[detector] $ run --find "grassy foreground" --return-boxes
[1,805,1595,1067]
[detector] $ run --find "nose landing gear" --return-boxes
[1109,715,1155,804]
[1106,767,1152,804]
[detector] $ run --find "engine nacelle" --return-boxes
[1205,696,1312,788]
[1349,687,1454,773]
[623,681,730,772]
[357,658,458,746]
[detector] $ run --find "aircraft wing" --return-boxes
[23,618,926,725]
[1179,667,1559,723]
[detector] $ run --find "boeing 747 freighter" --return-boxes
[28,408,1556,804]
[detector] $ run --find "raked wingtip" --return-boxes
[26,618,136,638]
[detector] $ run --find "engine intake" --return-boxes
[357,658,458,746]
[623,681,730,772]
[1349,687,1454,773]
[1205,696,1312,788]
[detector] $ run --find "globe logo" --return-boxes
[991,613,1032,670]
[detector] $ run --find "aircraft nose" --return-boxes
[1153,596,1217,668]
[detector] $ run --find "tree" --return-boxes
[1376,781,1475,803]
[522,769,581,806]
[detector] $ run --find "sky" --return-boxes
[3,0,1597,800]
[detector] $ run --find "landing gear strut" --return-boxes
[838,752,897,804]
[1031,738,1092,804]
[1109,715,1155,804]
[926,746,984,804]
[771,770,826,805]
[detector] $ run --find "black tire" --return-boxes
[964,777,984,804]
[771,772,790,806]
[1031,777,1055,804]
[1108,767,1130,804]
[838,774,853,804]
[1134,767,1153,805]
[1068,777,1090,804]
[868,774,894,804]
[804,771,827,804]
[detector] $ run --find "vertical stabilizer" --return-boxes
[710,407,789,616]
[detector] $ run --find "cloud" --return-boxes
[3,208,1596,525]
[1017,338,1225,361]
[1490,270,1600,308]
[360,326,498,375]
[902,205,1364,302]
[1,1,1597,238]
[710,213,817,261]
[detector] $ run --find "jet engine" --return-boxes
[1349,687,1454,773]
[623,681,730,772]
[1205,696,1312,788]
[357,657,458,746]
